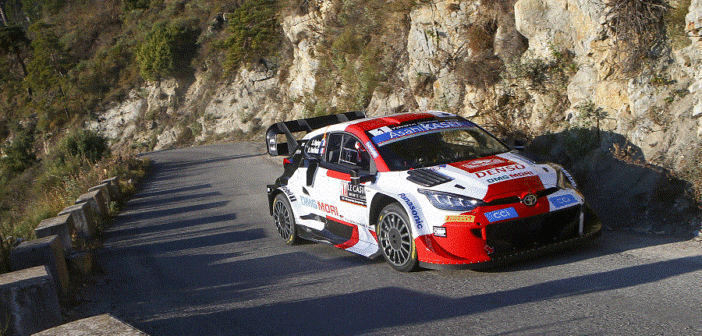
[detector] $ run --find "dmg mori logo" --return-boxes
[522,194,537,207]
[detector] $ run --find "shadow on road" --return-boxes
[136,254,701,335]
[87,143,701,336]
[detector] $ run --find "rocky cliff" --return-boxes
[89,0,702,235]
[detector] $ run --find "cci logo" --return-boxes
[484,207,519,223]
[549,194,578,208]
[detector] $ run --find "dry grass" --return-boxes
[0,151,151,273]
[604,0,669,74]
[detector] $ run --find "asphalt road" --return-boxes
[83,142,702,335]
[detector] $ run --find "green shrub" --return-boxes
[57,130,110,164]
[0,126,35,174]
[123,0,150,11]
[136,21,199,80]
[222,0,281,72]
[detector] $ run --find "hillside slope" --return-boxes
[1,0,701,236]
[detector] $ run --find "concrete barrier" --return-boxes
[34,214,74,251]
[76,189,108,218]
[59,202,98,239]
[32,314,148,336]
[88,183,112,207]
[10,235,70,297]
[0,266,62,336]
[101,176,121,200]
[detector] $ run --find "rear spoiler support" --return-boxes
[266,111,366,156]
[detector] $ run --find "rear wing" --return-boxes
[266,111,366,156]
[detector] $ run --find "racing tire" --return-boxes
[273,193,298,245]
[377,203,418,272]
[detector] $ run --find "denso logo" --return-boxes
[399,193,423,229]
[474,164,526,178]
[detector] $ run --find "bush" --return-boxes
[222,0,281,72]
[123,0,150,11]
[1,126,35,174]
[57,130,110,164]
[137,21,199,80]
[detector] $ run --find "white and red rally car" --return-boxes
[266,111,601,271]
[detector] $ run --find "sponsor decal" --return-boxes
[549,194,578,209]
[365,141,379,159]
[444,215,475,223]
[318,201,339,215]
[463,158,507,170]
[301,196,318,209]
[307,139,323,155]
[399,193,424,229]
[563,169,577,188]
[280,186,297,202]
[340,182,367,206]
[474,164,526,178]
[485,245,495,254]
[301,196,338,215]
[371,120,474,146]
[368,126,392,137]
[429,164,447,171]
[484,207,519,223]
[472,164,536,184]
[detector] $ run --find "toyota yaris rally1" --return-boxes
[265,111,601,271]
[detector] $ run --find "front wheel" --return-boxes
[273,193,298,245]
[377,203,418,272]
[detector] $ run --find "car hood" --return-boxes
[400,152,559,202]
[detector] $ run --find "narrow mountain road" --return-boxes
[80,142,702,335]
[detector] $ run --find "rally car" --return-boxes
[265,111,601,271]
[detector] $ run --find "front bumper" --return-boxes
[415,205,602,270]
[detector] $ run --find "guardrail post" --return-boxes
[32,314,149,335]
[75,189,108,218]
[0,266,62,336]
[34,215,75,252]
[9,235,70,299]
[58,202,98,240]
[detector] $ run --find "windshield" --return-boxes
[371,123,510,171]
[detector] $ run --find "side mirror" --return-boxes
[350,169,375,186]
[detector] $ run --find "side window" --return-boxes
[304,135,325,160]
[325,133,371,171]
[325,133,343,164]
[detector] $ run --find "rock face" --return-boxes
[92,0,701,232]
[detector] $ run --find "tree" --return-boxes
[136,21,199,81]
[24,22,72,130]
[222,0,280,72]
[1,124,35,173]
[0,26,30,78]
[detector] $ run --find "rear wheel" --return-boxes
[273,193,297,245]
[377,203,418,272]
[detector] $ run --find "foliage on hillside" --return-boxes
[0,0,247,244]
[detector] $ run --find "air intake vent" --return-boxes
[406,169,453,187]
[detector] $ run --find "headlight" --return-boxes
[418,189,486,211]
[548,164,577,189]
